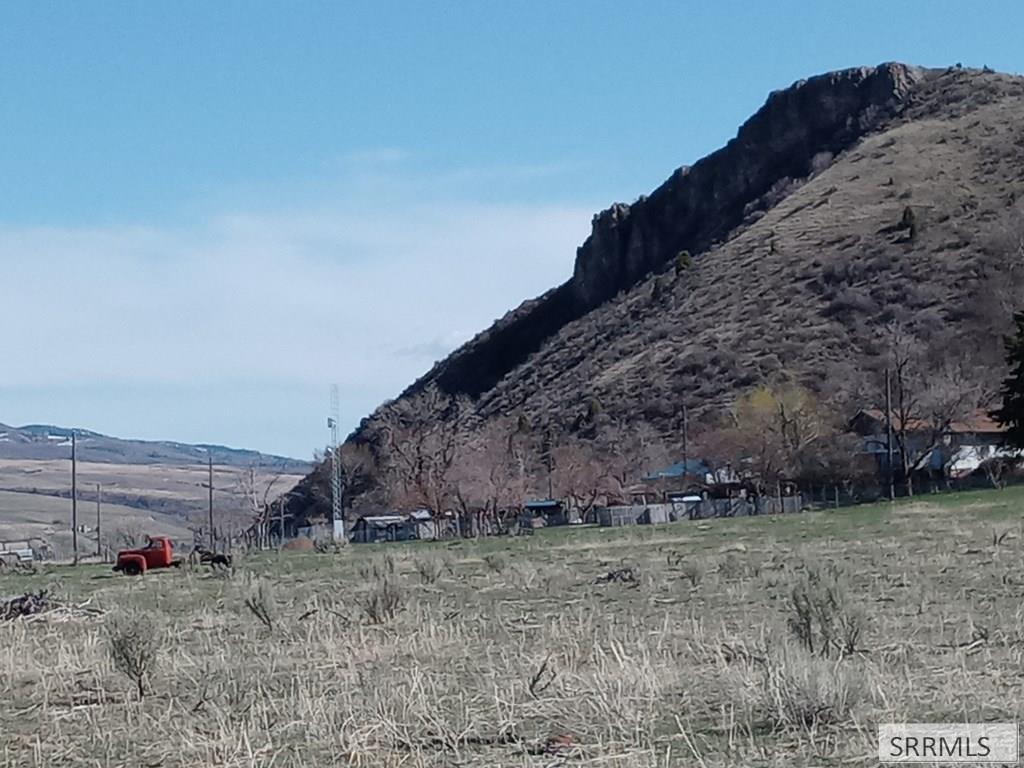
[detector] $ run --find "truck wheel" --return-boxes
[122,561,142,576]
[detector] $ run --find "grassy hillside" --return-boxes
[3,486,1024,765]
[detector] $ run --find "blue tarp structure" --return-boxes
[644,459,711,481]
[524,499,562,511]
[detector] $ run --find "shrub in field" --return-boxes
[358,553,397,581]
[680,560,704,588]
[717,552,745,581]
[243,578,277,631]
[360,578,406,624]
[106,612,161,700]
[483,552,508,574]
[786,562,865,657]
[718,552,761,581]
[736,639,865,731]
[413,555,446,585]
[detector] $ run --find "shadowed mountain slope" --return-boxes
[341,63,1024,474]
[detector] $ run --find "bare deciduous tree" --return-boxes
[236,464,283,548]
[451,417,535,535]
[595,421,672,501]
[884,323,991,494]
[375,386,469,535]
[321,442,376,517]
[721,384,827,491]
[549,438,611,522]
[698,382,853,494]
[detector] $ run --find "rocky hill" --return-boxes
[334,63,1024,497]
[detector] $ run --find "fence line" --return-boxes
[598,495,804,527]
[596,475,1021,529]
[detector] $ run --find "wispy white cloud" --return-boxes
[0,156,595,456]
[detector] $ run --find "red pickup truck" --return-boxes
[113,535,182,575]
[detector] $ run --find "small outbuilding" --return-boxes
[522,499,568,527]
[408,509,437,541]
[350,515,417,544]
[349,510,438,544]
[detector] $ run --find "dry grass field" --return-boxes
[3,487,1024,766]
[0,460,306,556]
[0,490,191,556]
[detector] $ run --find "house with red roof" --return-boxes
[850,408,1015,479]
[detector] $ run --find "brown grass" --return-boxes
[1,488,1024,766]
[0,459,306,557]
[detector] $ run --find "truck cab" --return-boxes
[113,535,180,575]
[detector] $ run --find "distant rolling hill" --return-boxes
[0,423,311,556]
[0,423,310,472]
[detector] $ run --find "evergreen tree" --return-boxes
[993,311,1024,449]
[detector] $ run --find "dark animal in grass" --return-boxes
[189,546,233,570]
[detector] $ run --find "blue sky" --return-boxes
[1,1,1022,458]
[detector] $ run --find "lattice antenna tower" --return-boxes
[328,384,345,541]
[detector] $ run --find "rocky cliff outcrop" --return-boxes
[401,63,925,402]
[571,63,922,310]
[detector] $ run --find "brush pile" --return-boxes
[1,590,54,620]
[1,590,104,622]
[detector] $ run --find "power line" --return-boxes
[682,404,689,484]
[885,368,895,502]
[207,456,215,549]
[96,483,102,559]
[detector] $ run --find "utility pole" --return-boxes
[96,483,102,559]
[885,368,895,502]
[71,431,78,564]
[681,404,689,483]
[207,456,215,549]
[277,498,286,552]
[543,428,554,499]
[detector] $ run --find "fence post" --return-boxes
[834,485,839,509]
